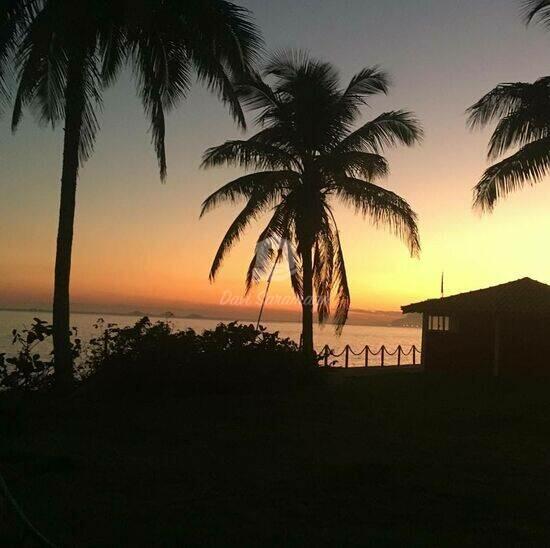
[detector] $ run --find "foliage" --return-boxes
[1,317,311,394]
[467,77,550,210]
[87,318,308,395]
[466,2,550,211]
[0,1,262,385]
[523,0,550,28]
[201,50,422,336]
[0,318,80,391]
[1,0,262,180]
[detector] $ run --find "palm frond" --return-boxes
[341,65,390,104]
[235,70,281,113]
[334,176,420,257]
[185,0,263,75]
[201,138,297,171]
[287,232,303,301]
[335,110,423,153]
[320,150,389,180]
[125,0,262,178]
[326,208,350,333]
[130,32,192,180]
[208,189,276,281]
[330,66,391,132]
[466,78,550,160]
[263,49,321,81]
[99,21,127,87]
[313,210,335,324]
[11,4,67,131]
[246,126,299,157]
[487,108,550,159]
[0,0,27,110]
[244,202,291,292]
[200,170,296,216]
[181,1,263,131]
[78,51,103,164]
[466,80,550,129]
[191,43,247,130]
[473,136,550,211]
[523,0,550,27]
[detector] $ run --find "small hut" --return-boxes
[401,277,550,375]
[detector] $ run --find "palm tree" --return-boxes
[1,1,261,388]
[467,77,550,210]
[201,51,422,359]
[467,1,550,210]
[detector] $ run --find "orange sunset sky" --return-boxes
[2,0,550,321]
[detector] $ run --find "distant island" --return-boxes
[184,313,205,319]
[130,310,148,317]
[391,313,422,328]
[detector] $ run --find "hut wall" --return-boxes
[423,313,550,374]
[500,315,550,373]
[424,314,493,373]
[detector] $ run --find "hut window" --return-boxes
[428,315,450,332]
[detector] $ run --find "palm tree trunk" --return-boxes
[52,54,85,389]
[301,243,314,361]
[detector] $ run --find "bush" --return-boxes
[1,317,315,394]
[0,318,80,391]
[89,319,313,395]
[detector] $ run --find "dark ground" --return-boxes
[2,371,550,546]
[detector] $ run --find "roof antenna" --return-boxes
[440,271,445,299]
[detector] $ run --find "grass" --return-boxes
[2,371,550,546]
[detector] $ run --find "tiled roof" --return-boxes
[401,277,550,315]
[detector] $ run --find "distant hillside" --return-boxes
[391,313,422,328]
[347,309,421,328]
[184,313,205,319]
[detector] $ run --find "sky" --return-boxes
[2,0,550,321]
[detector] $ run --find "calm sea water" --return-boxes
[0,310,421,367]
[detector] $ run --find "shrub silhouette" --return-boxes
[89,319,310,395]
[1,318,313,395]
[0,319,80,391]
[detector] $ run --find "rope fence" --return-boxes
[319,344,421,368]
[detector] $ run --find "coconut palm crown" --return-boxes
[467,1,550,210]
[468,76,550,211]
[201,51,422,357]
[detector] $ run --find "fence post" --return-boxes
[397,345,401,367]
[380,346,385,367]
[364,346,369,368]
[324,345,329,367]
[412,346,416,366]
[345,345,349,368]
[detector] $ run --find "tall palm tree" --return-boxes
[467,1,550,210]
[201,51,422,359]
[1,1,261,388]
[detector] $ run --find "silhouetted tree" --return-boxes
[467,1,550,210]
[201,51,421,359]
[468,76,550,210]
[0,1,261,388]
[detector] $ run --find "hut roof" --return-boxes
[401,277,550,315]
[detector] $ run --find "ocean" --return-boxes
[0,310,421,367]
